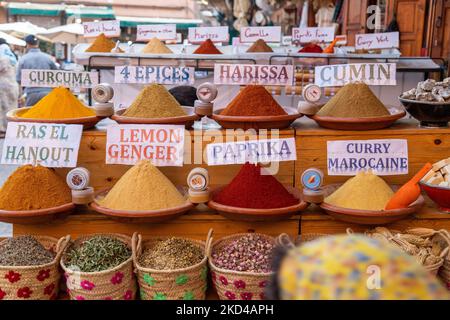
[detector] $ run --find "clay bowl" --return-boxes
[399,97,450,128]
[319,184,425,225]
[112,106,199,129]
[91,189,194,223]
[7,108,101,129]
[212,107,302,130]
[207,186,309,222]
[0,203,75,224]
[420,181,450,213]
[309,108,406,131]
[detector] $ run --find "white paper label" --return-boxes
[240,26,281,43]
[355,32,399,50]
[114,66,195,85]
[136,24,176,41]
[214,64,294,86]
[207,138,297,166]
[105,124,185,167]
[21,70,98,89]
[0,223,12,237]
[327,139,408,176]
[1,122,82,167]
[83,20,120,38]
[292,27,335,43]
[315,63,397,87]
[188,26,229,43]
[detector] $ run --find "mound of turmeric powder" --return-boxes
[0,165,72,211]
[86,33,123,53]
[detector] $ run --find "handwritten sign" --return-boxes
[207,138,297,166]
[83,20,120,38]
[21,70,98,89]
[1,122,82,167]
[114,66,194,85]
[240,26,281,43]
[327,139,408,176]
[106,124,185,166]
[315,63,396,87]
[188,26,229,43]
[292,27,335,43]
[136,24,176,41]
[356,32,399,50]
[214,64,294,86]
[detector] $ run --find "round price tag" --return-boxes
[303,84,322,103]
[187,168,209,191]
[197,83,218,103]
[92,83,114,103]
[301,168,324,191]
[66,167,90,190]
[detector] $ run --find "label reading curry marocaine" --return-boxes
[214,64,294,86]
[21,70,99,89]
[206,138,297,166]
[105,124,185,166]
[327,139,408,176]
[1,122,82,167]
[315,63,396,87]
[114,66,194,85]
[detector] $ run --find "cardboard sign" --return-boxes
[1,122,83,168]
[114,66,194,85]
[106,125,185,166]
[292,27,335,43]
[214,64,294,86]
[355,32,399,50]
[188,26,229,43]
[136,24,176,41]
[207,138,297,166]
[83,20,120,38]
[315,63,397,87]
[21,70,99,89]
[240,26,281,43]
[327,139,408,176]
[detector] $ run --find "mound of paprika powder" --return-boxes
[213,163,299,209]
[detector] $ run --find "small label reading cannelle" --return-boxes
[239,26,281,43]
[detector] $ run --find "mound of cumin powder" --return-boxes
[220,85,287,116]
[247,39,273,53]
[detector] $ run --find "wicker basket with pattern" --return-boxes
[0,235,70,300]
[60,233,136,300]
[209,233,275,301]
[438,229,450,289]
[132,230,212,300]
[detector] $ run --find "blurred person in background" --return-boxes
[0,38,17,66]
[16,35,58,106]
[267,234,449,300]
[0,56,19,135]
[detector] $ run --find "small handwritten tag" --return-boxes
[355,32,399,50]
[240,26,281,43]
[83,20,120,38]
[136,24,176,41]
[292,27,335,43]
[188,26,229,43]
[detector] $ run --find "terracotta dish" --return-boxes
[0,203,75,224]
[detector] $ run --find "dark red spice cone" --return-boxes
[193,39,223,54]
[213,163,298,209]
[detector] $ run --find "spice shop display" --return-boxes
[208,163,307,221]
[320,171,425,225]
[0,165,74,224]
[212,85,301,129]
[85,33,123,53]
[246,39,273,53]
[399,79,450,128]
[112,83,199,127]
[132,231,211,300]
[0,235,70,300]
[193,39,223,54]
[92,160,193,222]
[420,158,450,212]
[310,82,406,130]
[7,87,99,128]
[275,235,449,300]
[141,38,173,54]
[209,233,275,300]
[61,234,135,300]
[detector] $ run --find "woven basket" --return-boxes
[0,235,70,300]
[209,233,275,301]
[438,230,450,288]
[297,233,327,244]
[60,233,136,300]
[132,230,212,300]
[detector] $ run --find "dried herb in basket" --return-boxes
[0,235,55,266]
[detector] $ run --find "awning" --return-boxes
[117,16,203,29]
[65,6,115,19]
[7,2,64,16]
[0,31,26,46]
